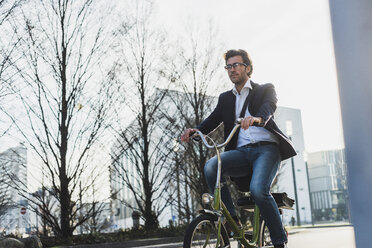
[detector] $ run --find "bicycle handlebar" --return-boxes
[191,118,244,149]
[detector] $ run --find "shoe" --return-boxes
[224,216,242,238]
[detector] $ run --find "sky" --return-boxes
[155,0,344,153]
[0,0,344,155]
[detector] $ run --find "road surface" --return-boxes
[142,225,355,248]
[285,226,355,248]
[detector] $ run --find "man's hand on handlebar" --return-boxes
[241,116,263,130]
[181,128,199,142]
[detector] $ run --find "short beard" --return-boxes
[231,76,246,86]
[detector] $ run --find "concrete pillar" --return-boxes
[328,1,372,247]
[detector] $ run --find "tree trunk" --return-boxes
[60,52,71,238]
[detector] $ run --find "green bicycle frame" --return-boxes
[192,121,264,248]
[211,137,261,248]
[221,201,261,248]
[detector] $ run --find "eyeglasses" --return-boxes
[224,62,247,71]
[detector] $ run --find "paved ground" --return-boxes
[285,226,355,248]
[142,223,355,248]
[221,224,355,248]
[60,222,354,248]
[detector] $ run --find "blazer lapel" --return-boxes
[228,90,236,120]
[248,81,259,115]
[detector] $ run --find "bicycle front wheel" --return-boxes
[183,214,230,248]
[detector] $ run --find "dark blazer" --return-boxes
[197,81,296,160]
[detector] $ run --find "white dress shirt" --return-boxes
[232,79,279,147]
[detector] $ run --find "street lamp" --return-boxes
[286,120,301,226]
[303,152,315,226]
[173,138,181,225]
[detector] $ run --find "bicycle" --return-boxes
[183,118,294,248]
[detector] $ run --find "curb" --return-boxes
[288,222,352,230]
[286,223,353,235]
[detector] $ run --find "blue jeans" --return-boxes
[204,144,287,245]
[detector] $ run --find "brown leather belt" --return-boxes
[242,141,277,148]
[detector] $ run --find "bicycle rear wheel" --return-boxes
[183,214,230,248]
[236,218,272,248]
[259,219,273,247]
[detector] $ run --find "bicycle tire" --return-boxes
[258,219,273,247]
[183,214,230,248]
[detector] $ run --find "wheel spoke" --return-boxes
[184,215,229,248]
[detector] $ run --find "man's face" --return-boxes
[226,55,249,85]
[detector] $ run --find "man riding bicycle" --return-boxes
[181,49,296,248]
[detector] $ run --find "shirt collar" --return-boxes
[232,79,252,96]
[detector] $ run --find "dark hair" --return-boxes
[224,49,253,77]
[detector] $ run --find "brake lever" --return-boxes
[190,130,201,142]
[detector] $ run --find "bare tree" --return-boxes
[80,178,110,234]
[163,22,226,222]
[31,186,60,236]
[0,0,23,25]
[4,0,116,239]
[0,0,24,90]
[0,0,24,141]
[109,0,175,230]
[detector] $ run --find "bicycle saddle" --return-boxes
[237,192,295,210]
